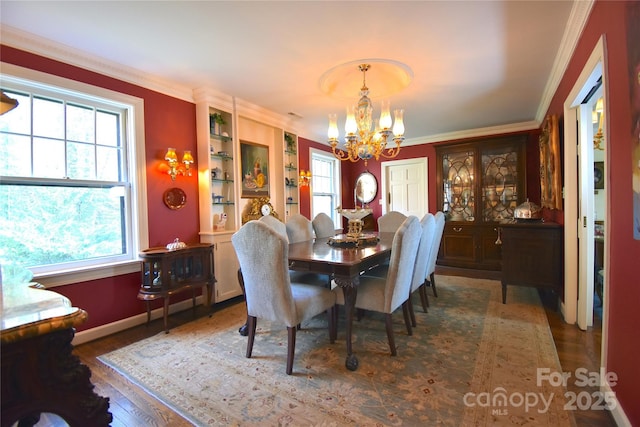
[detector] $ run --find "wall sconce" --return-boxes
[165,148,194,180]
[299,170,312,187]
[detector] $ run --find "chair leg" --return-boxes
[430,272,438,297]
[402,302,413,336]
[419,282,429,311]
[246,316,257,358]
[385,313,397,356]
[408,295,417,327]
[286,326,297,375]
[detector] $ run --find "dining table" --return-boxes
[287,232,395,371]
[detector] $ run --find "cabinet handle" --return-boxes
[453,227,463,232]
[494,227,502,245]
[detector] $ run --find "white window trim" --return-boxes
[1,62,148,287]
[309,147,341,226]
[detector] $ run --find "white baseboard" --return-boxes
[72,296,205,346]
[602,382,631,427]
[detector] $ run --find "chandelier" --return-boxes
[328,64,405,165]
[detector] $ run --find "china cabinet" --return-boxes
[435,135,527,270]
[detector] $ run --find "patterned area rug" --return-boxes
[98,276,575,426]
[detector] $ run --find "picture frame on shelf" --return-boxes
[240,141,269,198]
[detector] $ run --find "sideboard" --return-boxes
[499,221,563,304]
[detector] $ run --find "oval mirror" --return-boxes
[355,171,378,204]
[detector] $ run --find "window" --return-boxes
[310,149,341,226]
[0,67,147,284]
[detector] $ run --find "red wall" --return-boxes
[544,1,640,424]
[0,45,202,330]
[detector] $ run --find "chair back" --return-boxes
[260,214,288,241]
[312,212,335,238]
[377,211,408,233]
[426,211,445,276]
[232,221,298,326]
[383,215,422,312]
[411,213,436,293]
[286,214,314,243]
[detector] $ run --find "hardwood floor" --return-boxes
[59,281,616,426]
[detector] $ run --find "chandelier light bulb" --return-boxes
[345,106,357,136]
[393,109,405,137]
[379,100,392,130]
[328,113,339,141]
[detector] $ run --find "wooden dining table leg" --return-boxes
[335,276,359,371]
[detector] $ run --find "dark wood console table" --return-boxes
[138,243,215,333]
[498,221,563,304]
[1,282,111,426]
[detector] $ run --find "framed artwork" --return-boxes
[539,114,563,210]
[240,141,269,198]
[594,162,605,190]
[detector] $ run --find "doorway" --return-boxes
[562,36,608,365]
[380,157,428,216]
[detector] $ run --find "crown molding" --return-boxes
[536,0,595,123]
[1,25,195,102]
[402,120,540,146]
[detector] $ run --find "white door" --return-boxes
[563,36,609,345]
[381,158,428,217]
[577,100,597,329]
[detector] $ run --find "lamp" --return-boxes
[1,91,19,115]
[328,64,405,166]
[299,170,312,187]
[165,148,194,180]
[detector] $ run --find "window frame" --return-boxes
[0,63,148,287]
[309,148,341,227]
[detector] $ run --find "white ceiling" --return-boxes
[0,1,581,144]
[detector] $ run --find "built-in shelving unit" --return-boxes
[194,88,299,302]
[284,132,299,220]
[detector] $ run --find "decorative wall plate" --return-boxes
[163,187,186,210]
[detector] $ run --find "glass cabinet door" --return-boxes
[481,145,520,222]
[442,149,475,221]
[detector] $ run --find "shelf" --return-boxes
[212,178,234,184]
[210,133,232,143]
[212,201,235,206]
[211,154,233,161]
[286,202,299,205]
[284,149,297,156]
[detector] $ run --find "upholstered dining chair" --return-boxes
[406,213,436,326]
[335,215,422,356]
[312,212,336,238]
[286,213,315,243]
[377,211,408,233]
[232,220,337,375]
[260,215,330,287]
[425,211,445,297]
[363,213,435,327]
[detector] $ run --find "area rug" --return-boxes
[98,276,575,426]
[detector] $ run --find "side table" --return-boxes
[1,282,111,426]
[138,243,215,332]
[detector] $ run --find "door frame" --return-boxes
[380,157,428,215]
[562,35,609,358]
